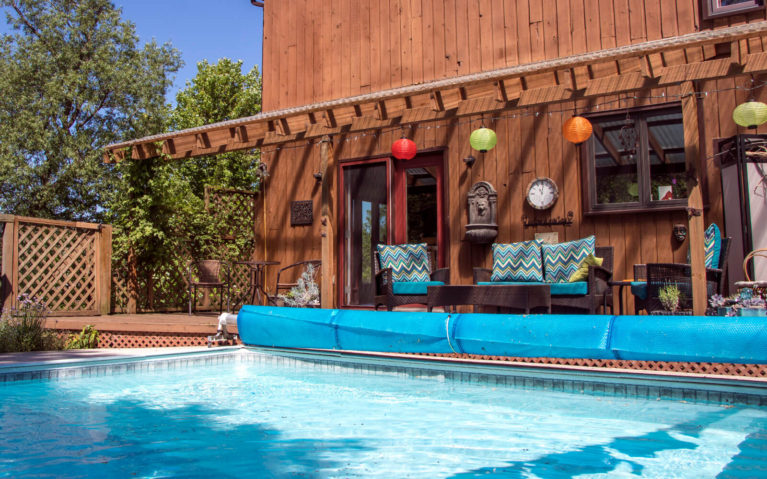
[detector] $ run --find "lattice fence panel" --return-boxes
[109,188,259,313]
[17,223,97,315]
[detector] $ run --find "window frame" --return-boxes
[701,0,764,20]
[581,102,690,215]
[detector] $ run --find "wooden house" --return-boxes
[106,0,767,314]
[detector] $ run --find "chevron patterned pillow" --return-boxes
[376,243,431,282]
[490,241,543,282]
[542,236,596,283]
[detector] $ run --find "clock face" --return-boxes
[526,177,558,210]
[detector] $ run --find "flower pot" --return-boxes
[717,306,734,316]
[650,310,693,316]
[738,307,767,317]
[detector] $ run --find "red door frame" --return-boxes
[337,151,446,307]
[392,153,446,268]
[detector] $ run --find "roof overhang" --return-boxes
[104,21,767,163]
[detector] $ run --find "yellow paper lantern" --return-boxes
[733,100,767,129]
[563,116,593,144]
[469,127,497,152]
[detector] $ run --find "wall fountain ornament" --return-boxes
[465,181,498,243]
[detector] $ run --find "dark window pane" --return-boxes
[647,111,688,201]
[343,163,387,306]
[592,116,639,205]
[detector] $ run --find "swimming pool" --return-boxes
[1,348,766,478]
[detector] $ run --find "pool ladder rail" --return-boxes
[208,313,238,347]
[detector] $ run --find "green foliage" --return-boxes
[0,293,63,352]
[658,283,683,313]
[170,58,263,197]
[65,324,99,349]
[107,58,263,271]
[0,0,181,221]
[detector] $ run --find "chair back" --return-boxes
[191,260,226,284]
[274,260,321,297]
[374,244,436,280]
[595,246,613,273]
[646,263,694,312]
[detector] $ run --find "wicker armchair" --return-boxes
[633,237,731,314]
[374,246,449,311]
[188,260,230,315]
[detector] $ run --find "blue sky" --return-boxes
[2,0,264,105]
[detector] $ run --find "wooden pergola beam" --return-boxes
[104,22,767,162]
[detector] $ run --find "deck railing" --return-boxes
[1,215,112,316]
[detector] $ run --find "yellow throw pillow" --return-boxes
[568,254,603,282]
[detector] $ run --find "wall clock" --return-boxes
[526,177,559,210]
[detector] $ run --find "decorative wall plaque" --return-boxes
[290,200,313,226]
[465,181,498,243]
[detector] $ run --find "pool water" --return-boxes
[1,353,766,478]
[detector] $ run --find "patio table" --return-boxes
[426,284,551,314]
[237,260,280,305]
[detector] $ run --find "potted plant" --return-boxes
[709,290,766,316]
[657,283,684,314]
[278,264,320,308]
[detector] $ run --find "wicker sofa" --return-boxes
[473,242,614,315]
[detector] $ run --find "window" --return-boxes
[582,104,690,214]
[702,0,764,20]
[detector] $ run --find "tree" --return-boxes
[108,59,262,280]
[0,0,181,221]
[170,58,263,196]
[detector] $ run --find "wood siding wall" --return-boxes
[259,1,767,311]
[263,0,766,111]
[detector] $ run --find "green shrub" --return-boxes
[0,293,63,353]
[65,325,99,350]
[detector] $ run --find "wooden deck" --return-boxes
[45,312,238,348]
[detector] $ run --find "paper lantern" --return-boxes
[391,137,417,160]
[563,116,593,144]
[469,127,497,152]
[733,100,767,129]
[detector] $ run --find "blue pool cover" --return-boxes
[237,306,767,364]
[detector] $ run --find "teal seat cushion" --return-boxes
[704,223,721,269]
[477,281,587,295]
[392,281,444,295]
[630,281,647,300]
[377,243,431,282]
[490,241,543,282]
[542,236,596,283]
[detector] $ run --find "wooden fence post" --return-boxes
[97,225,112,315]
[1,215,16,312]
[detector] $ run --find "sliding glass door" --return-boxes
[341,153,444,307]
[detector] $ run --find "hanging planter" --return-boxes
[562,116,593,144]
[469,127,497,152]
[733,100,767,129]
[391,137,417,160]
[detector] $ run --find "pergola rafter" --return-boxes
[104,21,767,163]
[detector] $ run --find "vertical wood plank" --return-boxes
[682,81,707,315]
[320,136,337,308]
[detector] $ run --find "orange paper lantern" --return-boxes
[563,116,593,144]
[391,138,417,160]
